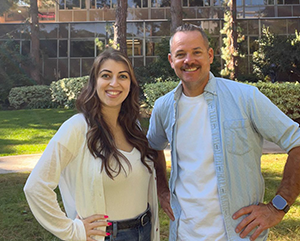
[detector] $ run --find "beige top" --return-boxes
[24,113,160,241]
[103,147,151,220]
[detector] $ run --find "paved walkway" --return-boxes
[0,140,286,174]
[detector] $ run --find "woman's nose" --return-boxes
[110,77,119,87]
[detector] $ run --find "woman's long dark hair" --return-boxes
[76,48,157,179]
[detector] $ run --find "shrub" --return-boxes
[144,80,300,121]
[8,85,54,109]
[143,80,179,109]
[247,81,300,120]
[50,76,89,109]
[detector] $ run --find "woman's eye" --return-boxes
[101,74,110,78]
[119,74,129,79]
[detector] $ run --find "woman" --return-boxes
[24,49,160,241]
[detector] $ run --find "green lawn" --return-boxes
[0,109,77,156]
[0,109,299,240]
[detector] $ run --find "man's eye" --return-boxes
[176,53,184,58]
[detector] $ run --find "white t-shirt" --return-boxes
[175,93,227,241]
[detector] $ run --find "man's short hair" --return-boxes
[169,23,210,52]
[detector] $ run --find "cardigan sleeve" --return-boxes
[24,114,87,240]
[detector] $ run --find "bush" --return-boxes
[247,81,300,120]
[144,80,300,121]
[8,85,54,109]
[50,76,89,109]
[143,80,179,109]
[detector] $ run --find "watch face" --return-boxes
[273,195,287,210]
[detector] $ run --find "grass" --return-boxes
[0,109,299,240]
[0,109,76,156]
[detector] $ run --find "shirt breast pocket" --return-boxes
[224,119,252,155]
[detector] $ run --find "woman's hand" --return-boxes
[77,214,111,241]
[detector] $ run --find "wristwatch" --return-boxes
[271,195,290,213]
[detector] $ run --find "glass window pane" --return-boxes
[260,6,275,17]
[70,41,94,57]
[66,0,80,9]
[59,24,69,38]
[197,7,210,18]
[278,6,292,17]
[252,0,265,4]
[261,19,286,34]
[40,24,58,39]
[190,0,203,6]
[112,0,117,8]
[82,59,94,76]
[183,7,196,18]
[93,0,110,9]
[70,23,96,38]
[294,6,300,16]
[151,9,165,18]
[59,0,65,9]
[248,19,259,34]
[128,0,141,7]
[249,36,259,54]
[127,22,144,37]
[58,59,68,78]
[145,22,170,37]
[287,19,299,34]
[21,40,30,56]
[40,40,57,58]
[43,59,57,82]
[143,0,148,7]
[59,40,68,57]
[132,57,144,67]
[70,59,80,77]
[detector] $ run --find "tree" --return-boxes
[170,0,182,34]
[29,0,41,84]
[220,0,244,80]
[114,0,128,55]
[252,27,300,82]
[1,0,19,15]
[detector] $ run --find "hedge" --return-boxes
[143,80,300,120]
[8,85,54,109]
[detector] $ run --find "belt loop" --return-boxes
[113,222,117,239]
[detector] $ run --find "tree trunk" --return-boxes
[170,0,183,34]
[230,0,238,80]
[29,0,41,84]
[114,0,128,56]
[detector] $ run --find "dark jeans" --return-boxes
[104,219,151,241]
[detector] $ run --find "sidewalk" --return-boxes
[0,140,286,174]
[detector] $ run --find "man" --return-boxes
[147,23,300,241]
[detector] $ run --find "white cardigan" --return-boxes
[24,114,160,241]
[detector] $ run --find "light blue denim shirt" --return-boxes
[147,72,300,241]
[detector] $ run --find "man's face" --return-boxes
[168,30,214,96]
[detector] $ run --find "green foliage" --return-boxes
[0,0,19,15]
[50,76,89,109]
[0,40,33,108]
[8,85,54,109]
[143,80,179,109]
[135,38,178,86]
[247,81,300,120]
[252,27,300,82]
[220,0,244,79]
[144,80,300,120]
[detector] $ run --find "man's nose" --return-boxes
[184,53,194,64]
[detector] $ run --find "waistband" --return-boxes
[106,205,151,232]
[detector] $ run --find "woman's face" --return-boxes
[96,59,131,111]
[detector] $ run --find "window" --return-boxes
[60,0,86,9]
[40,40,57,58]
[151,0,170,7]
[59,40,68,57]
[70,41,94,57]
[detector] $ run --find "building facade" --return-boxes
[0,0,300,83]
